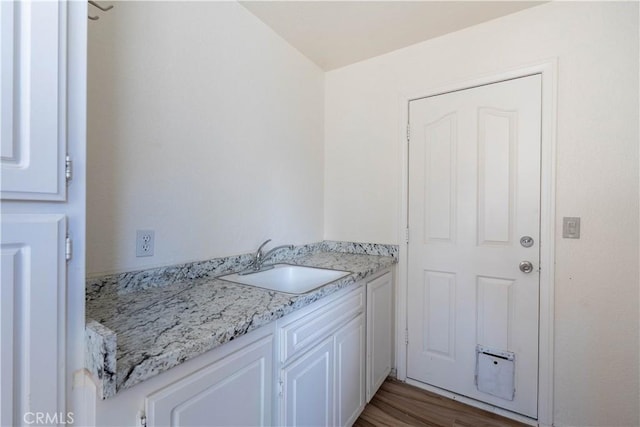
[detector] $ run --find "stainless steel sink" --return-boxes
[219,264,351,294]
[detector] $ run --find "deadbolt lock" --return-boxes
[520,236,534,248]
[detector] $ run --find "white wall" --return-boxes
[87,1,324,275]
[324,2,639,426]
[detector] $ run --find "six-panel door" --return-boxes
[407,75,542,418]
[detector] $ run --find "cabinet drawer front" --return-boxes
[281,287,364,364]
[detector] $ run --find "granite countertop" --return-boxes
[86,248,396,398]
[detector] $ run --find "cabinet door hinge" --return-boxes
[406,123,410,142]
[278,379,283,397]
[405,329,409,346]
[65,235,72,262]
[405,228,409,244]
[65,155,73,183]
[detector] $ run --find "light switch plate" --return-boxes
[562,217,580,239]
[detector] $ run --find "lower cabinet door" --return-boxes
[281,337,334,427]
[366,271,393,402]
[145,334,273,427]
[334,314,366,427]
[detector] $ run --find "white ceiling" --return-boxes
[240,1,545,71]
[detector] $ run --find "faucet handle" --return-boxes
[256,239,272,260]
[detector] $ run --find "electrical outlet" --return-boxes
[136,230,155,257]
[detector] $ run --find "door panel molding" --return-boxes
[476,275,516,350]
[421,270,456,360]
[477,107,517,246]
[0,0,68,201]
[396,60,557,426]
[1,214,66,426]
[423,113,457,244]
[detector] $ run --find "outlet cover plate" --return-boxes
[136,230,155,257]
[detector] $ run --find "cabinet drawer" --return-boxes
[280,286,364,365]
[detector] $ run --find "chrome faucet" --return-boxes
[242,239,294,274]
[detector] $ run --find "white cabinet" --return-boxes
[334,314,366,427]
[366,270,394,402]
[1,215,67,427]
[280,285,364,365]
[281,336,334,427]
[1,0,86,424]
[278,285,366,427]
[94,325,275,427]
[1,0,69,201]
[95,273,393,427]
[145,333,273,427]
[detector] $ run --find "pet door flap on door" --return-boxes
[475,345,515,401]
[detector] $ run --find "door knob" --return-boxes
[519,261,534,273]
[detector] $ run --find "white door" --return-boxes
[407,75,541,418]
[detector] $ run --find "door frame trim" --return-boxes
[395,59,557,426]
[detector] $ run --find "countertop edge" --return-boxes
[85,319,117,399]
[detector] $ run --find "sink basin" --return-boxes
[219,264,351,294]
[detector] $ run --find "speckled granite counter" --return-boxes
[86,243,397,399]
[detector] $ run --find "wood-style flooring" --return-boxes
[354,379,529,427]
